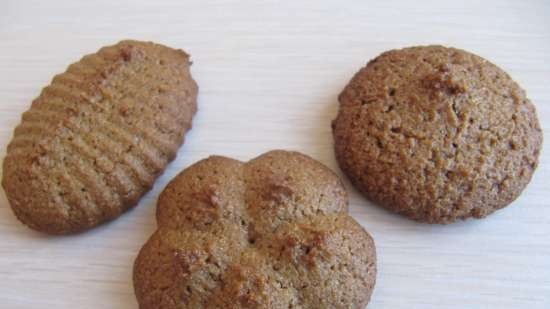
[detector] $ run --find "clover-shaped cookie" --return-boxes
[134,150,377,309]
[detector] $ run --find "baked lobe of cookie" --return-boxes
[134,150,377,309]
[2,40,198,234]
[333,45,543,223]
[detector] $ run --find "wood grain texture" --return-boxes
[0,0,548,308]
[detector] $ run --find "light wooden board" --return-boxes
[0,0,549,308]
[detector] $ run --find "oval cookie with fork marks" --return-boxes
[2,40,198,234]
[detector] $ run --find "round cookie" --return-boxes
[332,45,542,223]
[134,150,377,309]
[2,40,198,234]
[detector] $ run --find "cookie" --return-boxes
[2,40,198,234]
[333,45,542,223]
[134,150,377,309]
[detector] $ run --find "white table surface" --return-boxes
[0,1,549,308]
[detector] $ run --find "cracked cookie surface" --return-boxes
[333,45,542,223]
[2,40,198,234]
[134,150,377,309]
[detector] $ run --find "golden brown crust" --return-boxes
[134,150,376,309]
[2,40,198,234]
[333,45,543,223]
